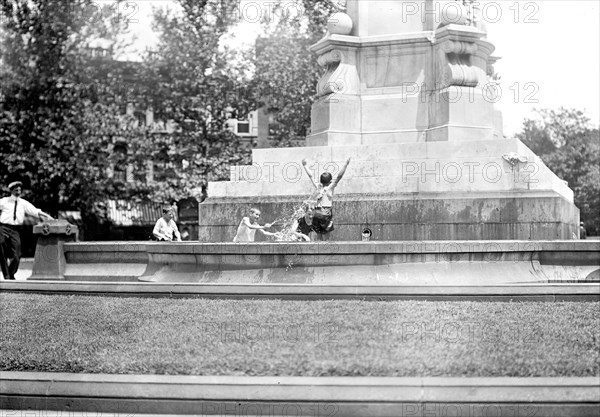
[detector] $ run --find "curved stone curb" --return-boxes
[21,240,599,284]
[0,281,600,302]
[1,373,599,416]
[65,240,600,253]
[1,281,599,301]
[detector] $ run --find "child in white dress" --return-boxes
[233,208,276,242]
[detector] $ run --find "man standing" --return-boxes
[580,222,588,240]
[0,181,54,280]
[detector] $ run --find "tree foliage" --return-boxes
[0,0,136,218]
[516,108,592,156]
[252,0,335,146]
[138,0,253,202]
[517,108,600,234]
[0,0,253,226]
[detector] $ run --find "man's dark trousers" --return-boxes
[0,224,21,280]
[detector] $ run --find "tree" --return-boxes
[516,108,600,234]
[544,128,600,235]
[516,107,591,157]
[252,0,336,146]
[0,0,147,221]
[0,0,253,228]
[2,1,97,215]
[138,0,253,202]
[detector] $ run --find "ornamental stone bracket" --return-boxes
[435,38,479,88]
[432,23,493,89]
[316,48,360,98]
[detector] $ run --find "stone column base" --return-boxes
[199,193,579,242]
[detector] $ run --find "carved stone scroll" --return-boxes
[316,49,360,97]
[436,39,479,88]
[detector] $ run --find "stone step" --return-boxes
[231,155,547,182]
[250,138,532,165]
[211,164,572,201]
[213,138,572,201]
[2,372,599,416]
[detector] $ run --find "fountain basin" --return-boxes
[44,241,600,285]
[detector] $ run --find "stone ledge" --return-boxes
[201,191,574,203]
[64,242,149,251]
[2,372,598,401]
[1,373,598,416]
[64,241,600,254]
[39,241,598,284]
[2,282,598,301]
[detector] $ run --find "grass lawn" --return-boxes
[1,294,598,376]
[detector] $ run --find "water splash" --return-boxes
[269,193,319,241]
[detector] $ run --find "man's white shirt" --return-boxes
[0,196,41,225]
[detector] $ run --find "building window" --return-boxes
[237,121,250,134]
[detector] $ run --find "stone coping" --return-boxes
[25,241,599,286]
[311,25,485,51]
[311,31,436,51]
[63,240,600,254]
[2,373,599,417]
[202,191,574,205]
[251,138,533,163]
[1,282,598,301]
[436,23,487,40]
[2,372,599,403]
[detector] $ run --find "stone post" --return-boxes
[29,219,78,280]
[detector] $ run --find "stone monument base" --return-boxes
[199,139,579,242]
[199,192,577,242]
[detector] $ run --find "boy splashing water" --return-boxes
[272,203,315,242]
[233,208,276,242]
[302,157,351,241]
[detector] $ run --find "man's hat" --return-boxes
[8,181,23,190]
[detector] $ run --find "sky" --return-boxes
[114,0,599,137]
[484,1,600,135]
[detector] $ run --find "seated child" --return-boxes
[153,206,182,241]
[301,157,351,240]
[233,208,275,242]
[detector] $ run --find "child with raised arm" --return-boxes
[301,157,351,240]
[233,208,276,242]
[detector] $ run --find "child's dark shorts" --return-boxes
[312,207,334,234]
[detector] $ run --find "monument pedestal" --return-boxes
[309,95,362,146]
[200,194,577,242]
[199,139,579,242]
[199,2,579,242]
